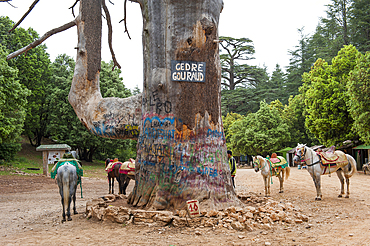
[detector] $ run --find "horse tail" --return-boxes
[285,166,290,181]
[346,154,357,177]
[62,167,70,210]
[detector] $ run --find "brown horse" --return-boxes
[105,158,121,194]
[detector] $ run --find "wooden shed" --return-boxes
[36,144,71,176]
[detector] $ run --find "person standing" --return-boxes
[227,150,237,188]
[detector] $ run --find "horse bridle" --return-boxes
[253,157,266,170]
[296,146,321,167]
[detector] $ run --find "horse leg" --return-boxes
[345,177,350,198]
[73,189,78,215]
[263,176,269,197]
[122,175,130,195]
[311,173,322,200]
[60,197,66,222]
[336,170,345,198]
[66,194,72,221]
[279,171,284,193]
[108,175,112,194]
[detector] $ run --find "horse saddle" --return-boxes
[269,156,287,168]
[105,161,121,173]
[317,151,348,167]
[119,158,136,175]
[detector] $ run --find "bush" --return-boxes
[0,142,22,161]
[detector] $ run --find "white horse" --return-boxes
[253,155,290,196]
[293,143,357,200]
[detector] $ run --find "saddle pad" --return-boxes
[51,160,83,179]
[119,160,136,174]
[269,156,287,168]
[105,161,121,173]
[318,151,348,167]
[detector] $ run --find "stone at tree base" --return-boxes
[85,192,310,231]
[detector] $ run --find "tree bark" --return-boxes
[128,0,240,210]
[68,0,240,211]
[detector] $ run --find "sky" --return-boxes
[3,0,330,91]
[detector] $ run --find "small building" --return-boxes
[352,145,370,171]
[36,144,71,176]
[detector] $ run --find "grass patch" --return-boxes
[1,157,107,179]
[0,157,43,175]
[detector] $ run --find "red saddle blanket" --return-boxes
[119,158,136,175]
[105,161,121,173]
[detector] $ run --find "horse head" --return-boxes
[252,156,262,172]
[293,143,307,164]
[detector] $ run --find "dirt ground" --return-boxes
[1,167,370,246]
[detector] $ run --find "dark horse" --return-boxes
[105,158,119,194]
[57,163,78,222]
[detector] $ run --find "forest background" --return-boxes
[1,0,370,161]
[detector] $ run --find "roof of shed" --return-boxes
[36,144,71,151]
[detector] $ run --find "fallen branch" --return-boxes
[102,0,121,70]
[8,0,40,33]
[7,20,76,60]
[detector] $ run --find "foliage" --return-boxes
[301,45,359,146]
[46,56,135,162]
[222,112,244,153]
[350,0,370,53]
[347,51,370,144]
[221,88,259,116]
[219,36,268,90]
[0,16,52,147]
[0,45,30,160]
[286,28,314,98]
[229,101,290,156]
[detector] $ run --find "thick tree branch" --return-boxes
[7,20,76,60]
[8,0,40,33]
[102,0,121,70]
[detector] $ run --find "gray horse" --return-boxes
[57,163,78,222]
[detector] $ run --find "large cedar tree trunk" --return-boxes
[68,0,240,211]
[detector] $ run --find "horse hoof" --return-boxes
[74,211,78,215]
[338,194,343,198]
[61,219,66,223]
[315,197,322,201]
[68,217,72,221]
[279,191,284,193]
[345,195,349,198]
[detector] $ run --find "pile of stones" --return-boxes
[85,192,308,231]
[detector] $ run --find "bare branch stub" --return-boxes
[1,0,16,8]
[119,0,131,40]
[7,20,76,60]
[102,0,121,70]
[8,0,40,33]
[69,0,80,18]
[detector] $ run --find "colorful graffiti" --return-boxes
[90,112,139,139]
[135,107,230,203]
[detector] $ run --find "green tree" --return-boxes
[301,45,359,146]
[0,16,52,146]
[347,51,370,144]
[221,88,259,116]
[350,0,370,53]
[286,28,314,97]
[47,56,135,161]
[222,112,244,153]
[220,36,268,90]
[229,101,290,156]
[0,45,30,160]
